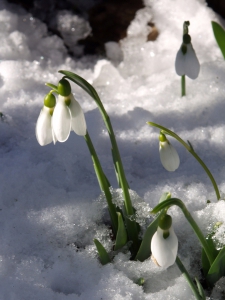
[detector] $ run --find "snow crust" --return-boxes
[0,0,225,298]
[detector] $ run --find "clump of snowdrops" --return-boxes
[35,21,225,299]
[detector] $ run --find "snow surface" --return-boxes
[0,0,225,299]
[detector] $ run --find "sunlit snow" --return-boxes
[0,0,225,298]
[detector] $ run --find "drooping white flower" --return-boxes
[36,106,53,146]
[36,92,57,146]
[159,138,180,172]
[175,43,200,79]
[151,226,178,269]
[52,94,87,142]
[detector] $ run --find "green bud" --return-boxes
[159,132,167,142]
[206,200,211,204]
[158,214,172,231]
[58,79,71,96]
[183,34,191,44]
[136,277,145,286]
[44,93,56,108]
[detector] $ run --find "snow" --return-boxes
[0,0,225,298]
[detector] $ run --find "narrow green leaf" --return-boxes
[207,246,225,287]
[94,239,111,265]
[135,192,171,261]
[111,148,130,189]
[195,277,206,300]
[176,256,203,300]
[114,212,128,251]
[212,21,225,59]
[45,83,59,93]
[202,236,219,276]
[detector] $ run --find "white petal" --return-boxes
[159,141,180,172]
[52,96,71,142]
[184,44,200,79]
[175,46,185,76]
[35,106,53,146]
[52,129,57,145]
[151,227,178,269]
[69,94,87,136]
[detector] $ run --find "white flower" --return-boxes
[175,43,200,79]
[36,105,57,146]
[151,226,178,268]
[52,94,87,142]
[159,140,180,172]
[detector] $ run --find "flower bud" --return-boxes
[44,93,56,108]
[58,79,71,97]
[159,134,180,172]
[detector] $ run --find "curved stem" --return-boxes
[59,71,139,253]
[176,256,204,300]
[151,198,214,265]
[84,131,118,233]
[147,122,220,200]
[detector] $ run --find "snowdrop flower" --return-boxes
[159,133,180,172]
[151,214,178,269]
[52,79,87,142]
[175,21,200,80]
[36,93,57,146]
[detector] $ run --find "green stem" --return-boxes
[176,256,203,300]
[84,131,118,233]
[59,71,139,253]
[96,103,140,253]
[151,198,214,265]
[147,122,220,200]
[181,75,186,97]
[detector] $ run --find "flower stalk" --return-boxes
[176,256,205,300]
[181,75,186,97]
[151,198,215,265]
[59,71,139,254]
[84,131,118,233]
[147,122,220,200]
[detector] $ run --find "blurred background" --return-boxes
[7,0,225,57]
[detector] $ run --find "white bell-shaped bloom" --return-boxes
[36,106,56,146]
[52,96,71,142]
[175,43,200,79]
[52,94,87,142]
[159,140,180,172]
[151,226,178,268]
[69,94,87,136]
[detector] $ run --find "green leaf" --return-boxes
[195,277,206,300]
[212,21,225,59]
[114,212,128,251]
[45,83,59,93]
[135,192,171,261]
[207,246,225,287]
[94,239,111,265]
[202,236,219,276]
